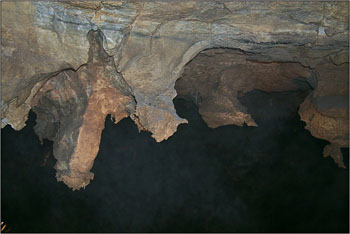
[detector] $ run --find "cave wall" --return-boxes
[175,48,313,128]
[1,1,349,189]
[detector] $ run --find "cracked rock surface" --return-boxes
[1,1,349,189]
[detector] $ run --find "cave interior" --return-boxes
[1,1,349,233]
[1,48,349,232]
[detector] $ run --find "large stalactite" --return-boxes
[1,1,349,190]
[31,30,136,190]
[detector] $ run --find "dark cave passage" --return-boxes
[2,1,349,233]
[1,89,349,232]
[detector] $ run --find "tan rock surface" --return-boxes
[32,30,135,190]
[1,1,349,188]
[176,49,313,128]
[299,63,349,167]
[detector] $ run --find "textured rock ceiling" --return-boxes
[1,1,349,190]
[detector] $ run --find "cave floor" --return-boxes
[1,90,349,232]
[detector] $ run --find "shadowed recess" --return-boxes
[1,90,349,232]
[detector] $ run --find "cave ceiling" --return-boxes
[1,1,349,190]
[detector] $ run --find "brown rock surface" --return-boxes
[1,1,349,188]
[176,49,313,128]
[299,63,349,167]
[32,30,135,190]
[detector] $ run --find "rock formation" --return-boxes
[175,48,313,128]
[30,30,135,190]
[1,1,349,190]
[299,63,349,168]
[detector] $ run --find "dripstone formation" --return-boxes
[1,1,349,189]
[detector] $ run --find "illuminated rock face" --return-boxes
[30,30,135,190]
[299,63,349,168]
[175,49,313,128]
[1,1,349,189]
